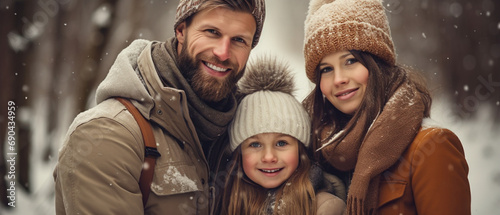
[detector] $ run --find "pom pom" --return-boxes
[238,55,295,95]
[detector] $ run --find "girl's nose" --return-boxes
[261,148,277,163]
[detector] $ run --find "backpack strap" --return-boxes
[116,97,161,207]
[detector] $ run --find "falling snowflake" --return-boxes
[7,32,29,52]
[449,2,463,18]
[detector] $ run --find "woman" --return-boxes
[302,0,471,214]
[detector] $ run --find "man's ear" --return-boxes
[176,22,186,45]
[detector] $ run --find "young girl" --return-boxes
[221,57,346,215]
[302,0,471,214]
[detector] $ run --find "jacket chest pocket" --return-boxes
[150,130,205,196]
[148,162,210,215]
[150,162,203,196]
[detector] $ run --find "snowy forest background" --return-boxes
[0,0,499,214]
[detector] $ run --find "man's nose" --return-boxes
[213,37,231,61]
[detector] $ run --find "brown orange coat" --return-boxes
[377,126,471,214]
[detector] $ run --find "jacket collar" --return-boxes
[136,41,199,146]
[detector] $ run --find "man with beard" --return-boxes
[53,1,265,214]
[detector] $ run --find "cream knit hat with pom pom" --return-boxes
[229,56,311,151]
[304,0,396,82]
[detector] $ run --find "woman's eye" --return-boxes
[346,58,359,65]
[276,140,287,147]
[249,142,261,148]
[320,66,333,74]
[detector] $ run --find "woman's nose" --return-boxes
[333,70,348,86]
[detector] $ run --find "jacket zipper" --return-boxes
[178,92,210,215]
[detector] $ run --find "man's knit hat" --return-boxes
[174,0,266,48]
[304,0,396,82]
[229,56,311,151]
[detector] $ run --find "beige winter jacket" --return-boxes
[316,192,345,215]
[54,40,211,215]
[316,172,346,215]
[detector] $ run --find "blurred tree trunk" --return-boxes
[46,0,121,163]
[389,0,500,121]
[0,0,33,206]
[0,2,16,207]
[433,1,500,120]
[2,0,180,202]
[0,0,121,207]
[1,1,177,210]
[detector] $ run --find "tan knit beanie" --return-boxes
[229,56,311,151]
[304,0,395,82]
[174,0,266,48]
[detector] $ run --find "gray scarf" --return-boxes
[151,38,237,150]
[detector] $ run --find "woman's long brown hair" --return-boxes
[307,50,432,162]
[221,143,317,215]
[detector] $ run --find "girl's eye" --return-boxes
[346,58,359,65]
[249,142,261,148]
[276,140,287,147]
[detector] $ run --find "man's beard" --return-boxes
[178,45,244,103]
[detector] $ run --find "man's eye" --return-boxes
[233,37,250,47]
[233,37,245,43]
[207,29,219,35]
[276,141,287,147]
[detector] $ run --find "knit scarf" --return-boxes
[318,81,425,215]
[151,38,237,150]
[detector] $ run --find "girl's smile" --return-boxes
[241,133,299,189]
